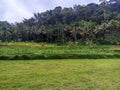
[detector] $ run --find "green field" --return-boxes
[0,59,120,90]
[0,42,120,90]
[0,42,120,59]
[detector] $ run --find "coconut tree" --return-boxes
[99,0,108,22]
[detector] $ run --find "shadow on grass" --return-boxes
[0,54,120,60]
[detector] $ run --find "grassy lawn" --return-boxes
[0,59,120,90]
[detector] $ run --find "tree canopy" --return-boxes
[0,0,120,44]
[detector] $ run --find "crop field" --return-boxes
[0,42,120,60]
[0,42,120,90]
[0,59,120,90]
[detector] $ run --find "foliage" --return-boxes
[0,0,120,44]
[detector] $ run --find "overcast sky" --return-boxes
[0,0,99,23]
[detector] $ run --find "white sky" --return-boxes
[0,0,99,23]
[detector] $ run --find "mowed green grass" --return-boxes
[0,59,120,90]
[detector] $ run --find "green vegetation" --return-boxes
[0,0,120,90]
[0,42,120,60]
[0,59,120,90]
[0,0,120,44]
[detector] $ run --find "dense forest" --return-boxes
[0,0,120,44]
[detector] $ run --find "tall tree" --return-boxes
[99,0,108,22]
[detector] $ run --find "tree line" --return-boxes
[0,0,120,44]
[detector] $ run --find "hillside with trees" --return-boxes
[0,0,120,44]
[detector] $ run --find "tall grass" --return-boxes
[0,42,119,60]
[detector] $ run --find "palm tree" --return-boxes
[99,0,108,22]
